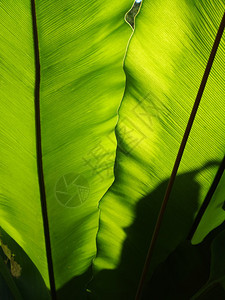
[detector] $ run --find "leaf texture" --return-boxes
[90,0,225,298]
[0,0,132,297]
[192,158,225,244]
[0,0,48,287]
[1,0,225,298]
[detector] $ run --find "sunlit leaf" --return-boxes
[0,0,224,299]
[0,0,132,297]
[91,0,225,298]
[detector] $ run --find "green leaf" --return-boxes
[0,0,132,297]
[0,0,48,289]
[90,0,225,298]
[192,162,225,244]
[1,0,225,299]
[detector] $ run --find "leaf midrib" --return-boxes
[31,0,56,298]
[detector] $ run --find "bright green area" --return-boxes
[35,0,132,291]
[91,0,225,298]
[0,0,48,288]
[0,0,133,296]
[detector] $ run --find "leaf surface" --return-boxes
[0,0,48,287]
[90,1,225,298]
[192,162,225,244]
[0,0,132,296]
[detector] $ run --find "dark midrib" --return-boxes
[135,12,225,300]
[31,1,57,298]
[188,155,225,240]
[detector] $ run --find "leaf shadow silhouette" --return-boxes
[0,161,220,300]
[88,160,220,300]
[141,221,225,300]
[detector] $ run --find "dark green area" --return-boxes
[142,222,225,300]
[0,228,50,300]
